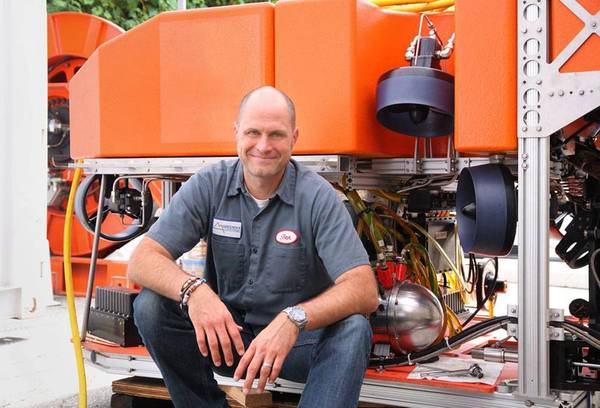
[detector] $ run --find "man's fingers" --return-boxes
[257,354,276,392]
[234,345,255,381]
[205,329,222,367]
[268,356,284,384]
[243,354,264,394]
[215,325,234,367]
[195,326,208,357]
[227,320,245,357]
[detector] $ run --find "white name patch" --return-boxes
[212,218,242,239]
[275,229,299,245]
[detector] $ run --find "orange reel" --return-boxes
[47,12,125,256]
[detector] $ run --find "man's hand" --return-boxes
[187,285,245,367]
[233,312,299,394]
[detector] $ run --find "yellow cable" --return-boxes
[371,0,436,6]
[64,164,87,408]
[385,0,454,12]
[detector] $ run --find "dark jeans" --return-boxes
[133,288,372,408]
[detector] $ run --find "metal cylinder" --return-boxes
[471,347,518,363]
[371,281,444,354]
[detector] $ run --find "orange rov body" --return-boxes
[69,0,600,159]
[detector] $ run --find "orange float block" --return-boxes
[454,0,517,154]
[70,3,275,159]
[454,0,600,153]
[275,0,454,157]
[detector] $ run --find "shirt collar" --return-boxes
[227,159,296,206]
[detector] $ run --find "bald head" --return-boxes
[237,86,296,129]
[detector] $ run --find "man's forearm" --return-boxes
[298,265,378,331]
[128,237,191,302]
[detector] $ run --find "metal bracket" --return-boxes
[508,305,519,317]
[518,0,600,140]
[549,326,565,341]
[548,308,565,322]
[507,323,519,338]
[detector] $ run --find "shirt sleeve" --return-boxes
[146,170,212,260]
[311,180,370,281]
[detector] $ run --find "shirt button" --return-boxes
[252,247,258,254]
[248,279,254,285]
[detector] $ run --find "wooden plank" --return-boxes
[220,385,273,407]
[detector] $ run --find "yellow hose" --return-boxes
[383,0,455,12]
[371,0,436,6]
[63,164,87,408]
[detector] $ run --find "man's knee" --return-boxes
[133,289,176,341]
[332,314,372,355]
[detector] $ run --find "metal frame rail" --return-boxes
[518,0,600,404]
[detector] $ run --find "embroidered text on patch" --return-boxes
[212,218,242,238]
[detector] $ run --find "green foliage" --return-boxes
[47,0,274,30]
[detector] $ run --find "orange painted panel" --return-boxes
[275,0,454,157]
[70,3,275,159]
[454,0,517,153]
[550,0,600,73]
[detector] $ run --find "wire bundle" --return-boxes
[337,178,465,337]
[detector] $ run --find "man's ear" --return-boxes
[292,128,299,145]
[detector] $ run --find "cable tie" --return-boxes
[407,353,413,366]
[445,336,455,350]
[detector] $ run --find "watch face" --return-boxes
[290,308,305,322]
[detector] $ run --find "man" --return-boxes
[129,86,379,407]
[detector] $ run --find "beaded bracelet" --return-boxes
[180,277,207,310]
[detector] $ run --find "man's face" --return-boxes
[235,94,298,181]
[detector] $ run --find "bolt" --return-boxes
[592,21,597,28]
[522,153,528,160]
[558,90,564,96]
[553,332,560,338]
[537,27,543,33]
[511,308,517,314]
[521,27,528,34]
[536,79,542,85]
[522,126,528,132]
[552,312,560,318]
[579,90,585,95]
[525,400,534,407]
[523,163,529,169]
[549,91,554,97]
[536,126,542,132]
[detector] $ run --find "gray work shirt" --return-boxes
[147,159,369,327]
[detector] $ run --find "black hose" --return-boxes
[369,315,513,367]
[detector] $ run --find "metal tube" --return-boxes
[80,174,107,340]
[471,347,519,363]
[572,361,600,370]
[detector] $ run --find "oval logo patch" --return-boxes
[276,230,298,245]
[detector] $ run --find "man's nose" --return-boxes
[254,134,272,152]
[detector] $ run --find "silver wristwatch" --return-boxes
[282,306,308,331]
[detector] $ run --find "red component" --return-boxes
[376,261,408,289]
[376,262,395,289]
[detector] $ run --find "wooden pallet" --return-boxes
[111,377,394,408]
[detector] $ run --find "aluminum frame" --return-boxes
[84,348,587,408]
[517,0,600,402]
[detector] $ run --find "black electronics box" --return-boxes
[88,286,143,347]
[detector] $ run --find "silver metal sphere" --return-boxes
[371,281,444,354]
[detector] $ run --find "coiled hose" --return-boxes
[63,165,87,407]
